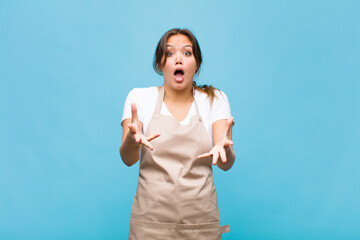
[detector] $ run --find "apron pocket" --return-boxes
[129,218,223,240]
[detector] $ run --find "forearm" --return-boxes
[216,146,235,171]
[120,133,141,166]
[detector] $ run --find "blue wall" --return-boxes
[1,0,359,239]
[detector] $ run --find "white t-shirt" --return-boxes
[121,87,231,140]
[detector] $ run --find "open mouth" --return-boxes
[174,69,184,82]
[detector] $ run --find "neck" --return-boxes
[163,84,193,103]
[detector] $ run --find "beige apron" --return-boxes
[129,86,230,240]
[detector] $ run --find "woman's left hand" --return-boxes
[197,117,234,165]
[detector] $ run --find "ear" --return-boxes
[195,65,200,74]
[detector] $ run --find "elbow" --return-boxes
[123,161,135,167]
[218,152,235,171]
[220,161,234,171]
[120,152,135,167]
[222,166,232,171]
[119,145,139,167]
[119,149,129,167]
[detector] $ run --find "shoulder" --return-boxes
[124,86,159,110]
[194,88,229,106]
[216,89,227,97]
[123,86,158,123]
[214,89,229,105]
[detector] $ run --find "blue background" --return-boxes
[1,0,359,239]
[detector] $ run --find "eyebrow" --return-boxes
[166,44,192,48]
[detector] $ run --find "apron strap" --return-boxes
[154,86,165,114]
[220,224,230,234]
[192,87,201,116]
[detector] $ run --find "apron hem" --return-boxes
[131,218,221,230]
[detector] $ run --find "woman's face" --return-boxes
[162,34,197,92]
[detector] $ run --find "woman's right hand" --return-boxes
[127,103,160,150]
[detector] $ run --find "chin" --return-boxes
[164,79,188,89]
[174,82,192,91]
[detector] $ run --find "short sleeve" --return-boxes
[211,90,232,124]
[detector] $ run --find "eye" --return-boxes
[167,51,173,57]
[184,51,192,56]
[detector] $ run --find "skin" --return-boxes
[120,34,235,170]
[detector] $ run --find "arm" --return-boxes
[212,118,235,171]
[198,117,235,171]
[119,103,160,166]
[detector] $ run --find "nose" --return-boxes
[174,52,182,65]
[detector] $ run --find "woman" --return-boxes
[120,28,235,239]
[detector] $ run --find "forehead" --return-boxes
[166,34,192,47]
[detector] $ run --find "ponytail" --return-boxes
[192,81,218,104]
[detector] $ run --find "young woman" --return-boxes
[120,28,235,239]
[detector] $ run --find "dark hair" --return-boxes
[153,28,218,101]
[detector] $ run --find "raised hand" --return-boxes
[127,103,160,150]
[197,117,234,165]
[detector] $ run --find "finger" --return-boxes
[220,147,227,163]
[132,132,141,143]
[227,116,235,127]
[225,117,234,132]
[224,139,233,147]
[140,137,154,150]
[131,103,139,122]
[197,152,213,159]
[135,134,141,143]
[127,123,137,134]
[146,134,161,142]
[128,123,140,142]
[212,151,219,165]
